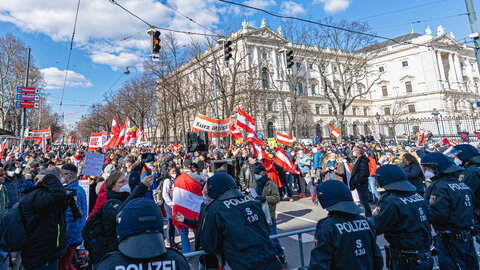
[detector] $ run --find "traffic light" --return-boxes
[152,30,161,54]
[224,40,232,61]
[286,50,294,68]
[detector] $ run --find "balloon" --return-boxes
[258,132,263,140]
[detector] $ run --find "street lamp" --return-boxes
[432,108,441,138]
[375,112,381,133]
[123,66,137,75]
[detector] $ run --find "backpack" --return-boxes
[153,179,165,207]
[82,198,122,265]
[0,202,29,251]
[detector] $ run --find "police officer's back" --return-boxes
[309,180,383,270]
[94,198,190,270]
[198,173,281,270]
[454,144,480,211]
[373,164,433,270]
[422,152,479,270]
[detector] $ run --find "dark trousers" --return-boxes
[24,260,58,270]
[437,235,479,270]
[391,257,434,270]
[58,245,77,270]
[356,182,372,217]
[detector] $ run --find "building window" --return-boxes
[309,63,313,69]
[297,83,303,95]
[316,105,320,115]
[379,66,384,72]
[363,107,368,116]
[296,62,300,68]
[352,107,358,116]
[384,107,391,115]
[405,81,412,93]
[267,101,274,112]
[261,67,268,89]
[311,84,316,95]
[382,86,388,97]
[328,106,333,115]
[408,104,416,113]
[333,66,338,72]
[402,61,408,67]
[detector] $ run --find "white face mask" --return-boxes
[254,174,262,180]
[119,184,131,194]
[425,171,435,179]
[14,168,21,174]
[170,174,176,179]
[7,171,14,177]
[454,158,463,166]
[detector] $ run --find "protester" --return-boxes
[0,169,8,211]
[350,147,372,217]
[320,152,345,182]
[296,149,313,198]
[4,161,25,206]
[239,153,258,193]
[161,164,180,249]
[402,153,426,196]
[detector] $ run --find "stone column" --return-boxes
[437,51,446,83]
[448,53,458,82]
[454,54,463,83]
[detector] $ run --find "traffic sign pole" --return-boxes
[20,47,30,149]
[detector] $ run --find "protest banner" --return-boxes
[192,114,231,138]
[81,152,105,177]
[79,179,90,212]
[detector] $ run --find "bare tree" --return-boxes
[380,97,412,142]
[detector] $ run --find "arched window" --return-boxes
[267,122,275,138]
[262,67,269,89]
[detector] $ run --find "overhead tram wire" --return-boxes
[218,0,433,49]
[107,0,218,37]
[357,0,447,20]
[163,2,220,37]
[59,0,81,114]
[374,13,469,31]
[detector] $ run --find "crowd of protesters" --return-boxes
[0,128,478,269]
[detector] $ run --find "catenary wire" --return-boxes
[357,0,447,21]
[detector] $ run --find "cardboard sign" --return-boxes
[81,152,105,177]
[79,179,90,213]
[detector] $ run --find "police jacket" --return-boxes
[373,191,431,253]
[20,175,67,269]
[424,175,475,232]
[403,163,425,194]
[198,189,278,270]
[309,212,383,270]
[93,248,190,270]
[460,163,480,209]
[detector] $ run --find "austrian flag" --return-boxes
[230,125,243,140]
[276,132,293,147]
[274,147,300,175]
[328,124,341,139]
[237,108,256,134]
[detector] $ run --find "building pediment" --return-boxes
[399,75,414,81]
[433,33,461,48]
[246,27,288,43]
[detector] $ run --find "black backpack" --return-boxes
[82,198,122,265]
[0,202,29,251]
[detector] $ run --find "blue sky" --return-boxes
[0,0,472,126]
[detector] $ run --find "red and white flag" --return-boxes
[67,136,74,144]
[192,114,232,138]
[276,132,293,147]
[113,117,130,147]
[417,129,425,146]
[125,126,137,146]
[230,125,243,141]
[245,132,266,147]
[250,142,268,160]
[111,116,121,134]
[437,137,451,147]
[273,147,300,175]
[172,173,203,230]
[237,108,256,134]
[0,139,6,159]
[327,124,341,139]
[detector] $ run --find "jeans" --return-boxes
[368,176,379,202]
[299,174,314,196]
[315,168,322,183]
[165,205,176,246]
[356,183,372,217]
[24,260,58,270]
[180,225,191,253]
[269,220,284,257]
[0,249,8,270]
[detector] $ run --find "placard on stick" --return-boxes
[81,152,105,177]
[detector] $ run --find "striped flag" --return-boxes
[111,116,121,134]
[237,108,256,134]
[230,125,243,140]
[172,172,203,230]
[437,137,451,147]
[245,132,265,147]
[327,124,341,139]
[276,132,293,147]
[0,139,6,159]
[273,147,300,175]
[250,141,268,160]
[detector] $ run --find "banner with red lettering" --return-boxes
[192,114,231,138]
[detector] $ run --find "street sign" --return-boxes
[16,94,39,101]
[15,101,38,109]
[16,87,38,94]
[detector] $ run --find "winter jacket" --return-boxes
[0,184,9,211]
[313,152,322,170]
[88,182,106,220]
[367,156,378,177]
[320,160,345,181]
[127,164,141,191]
[253,175,280,219]
[350,155,370,189]
[65,180,88,246]
[4,174,25,206]
[403,163,425,194]
[20,175,67,269]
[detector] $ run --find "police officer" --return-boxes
[94,198,190,270]
[309,180,383,270]
[195,172,281,270]
[454,144,480,216]
[372,164,433,270]
[422,152,479,270]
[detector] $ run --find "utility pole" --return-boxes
[465,0,480,73]
[213,55,219,148]
[20,47,31,149]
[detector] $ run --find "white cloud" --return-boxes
[41,67,93,89]
[313,0,351,14]
[280,1,305,16]
[242,0,276,15]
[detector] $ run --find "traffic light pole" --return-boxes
[465,0,480,74]
[213,56,219,147]
[20,47,31,149]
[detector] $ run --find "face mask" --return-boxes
[454,158,463,166]
[425,171,435,179]
[170,174,176,179]
[352,152,357,157]
[61,178,66,185]
[119,184,131,194]
[14,168,21,175]
[254,174,262,180]
[7,171,14,177]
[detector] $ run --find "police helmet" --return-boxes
[316,180,361,214]
[207,172,237,199]
[421,152,464,175]
[454,144,480,163]
[374,164,416,192]
[117,198,166,259]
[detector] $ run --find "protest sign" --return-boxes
[81,152,105,177]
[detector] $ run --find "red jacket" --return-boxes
[263,159,283,188]
[367,156,378,177]
[87,181,106,221]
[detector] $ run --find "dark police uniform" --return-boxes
[461,164,480,212]
[309,212,383,270]
[424,175,479,270]
[93,248,190,270]
[373,191,433,270]
[198,189,280,270]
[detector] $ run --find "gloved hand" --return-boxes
[256,196,266,203]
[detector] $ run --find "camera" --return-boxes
[65,188,83,221]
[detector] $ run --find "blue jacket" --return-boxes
[65,180,87,246]
[313,152,322,170]
[5,174,25,206]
